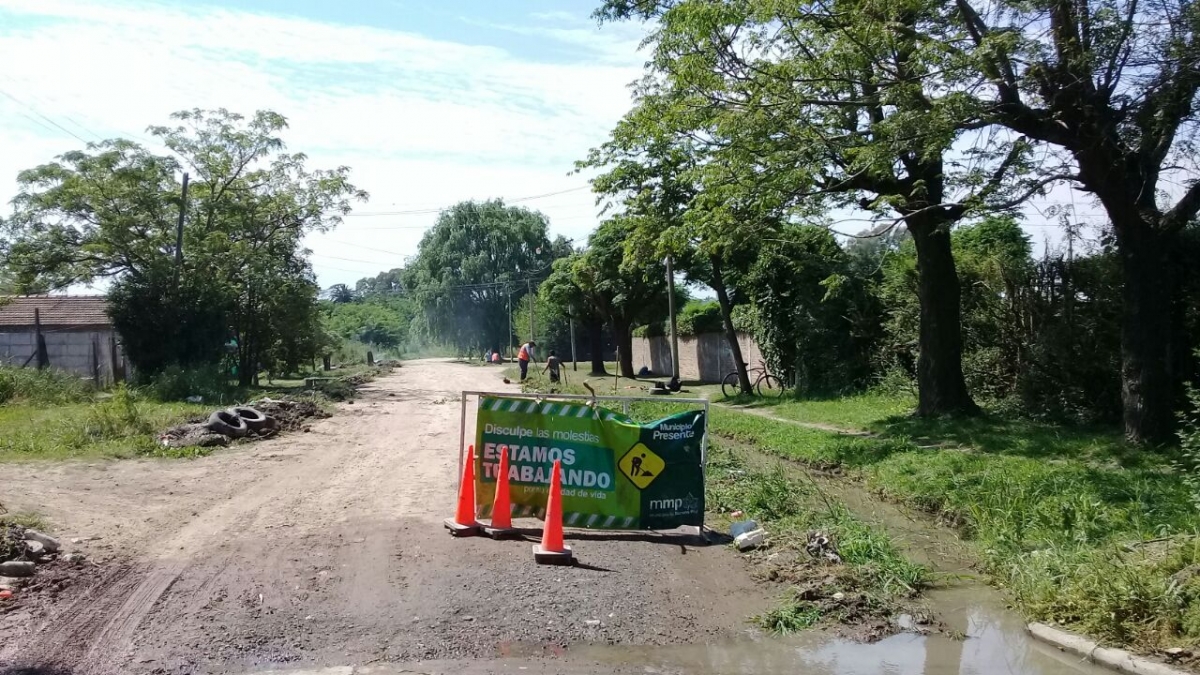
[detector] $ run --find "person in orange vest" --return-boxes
[517,340,537,381]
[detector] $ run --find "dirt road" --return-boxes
[1,360,769,675]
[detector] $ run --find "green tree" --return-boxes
[582,111,759,393]
[880,217,1033,399]
[3,109,365,384]
[355,268,405,296]
[947,0,1200,443]
[541,254,612,375]
[596,1,1055,416]
[326,284,356,303]
[743,225,882,394]
[404,201,557,354]
[322,295,414,350]
[567,217,672,378]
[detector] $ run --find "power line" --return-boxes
[0,88,91,144]
[341,186,591,217]
[312,252,404,265]
[315,237,413,257]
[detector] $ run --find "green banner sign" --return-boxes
[473,396,706,530]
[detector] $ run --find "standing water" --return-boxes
[573,460,1113,675]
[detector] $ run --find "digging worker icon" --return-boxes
[629,453,653,478]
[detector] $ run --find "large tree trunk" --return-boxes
[711,257,752,394]
[588,318,608,376]
[614,318,634,379]
[1115,223,1178,444]
[908,218,978,417]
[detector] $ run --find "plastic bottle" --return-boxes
[730,519,759,538]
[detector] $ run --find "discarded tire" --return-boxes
[206,410,248,438]
[229,406,274,433]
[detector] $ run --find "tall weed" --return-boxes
[0,366,92,405]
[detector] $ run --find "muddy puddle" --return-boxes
[570,585,1109,674]
[568,446,1112,675]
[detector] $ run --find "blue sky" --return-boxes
[0,0,1112,293]
[0,0,649,288]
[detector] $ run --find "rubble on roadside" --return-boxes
[0,526,98,611]
[157,398,332,448]
[0,528,64,580]
[251,398,330,432]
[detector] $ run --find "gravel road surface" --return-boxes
[0,360,770,674]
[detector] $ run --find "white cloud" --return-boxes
[0,0,647,287]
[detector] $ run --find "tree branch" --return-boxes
[1164,179,1200,231]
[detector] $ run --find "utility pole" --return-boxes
[508,285,513,360]
[569,315,578,371]
[527,279,535,345]
[174,172,190,285]
[666,254,680,383]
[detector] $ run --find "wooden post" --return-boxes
[527,279,535,344]
[91,336,100,387]
[109,335,123,383]
[34,308,48,370]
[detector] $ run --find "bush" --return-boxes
[676,300,725,335]
[143,364,235,403]
[78,385,154,440]
[1177,386,1200,509]
[0,366,92,405]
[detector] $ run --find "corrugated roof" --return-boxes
[0,296,112,328]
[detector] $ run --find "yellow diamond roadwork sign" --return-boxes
[618,443,665,490]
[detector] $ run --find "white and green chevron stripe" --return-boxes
[480,396,632,422]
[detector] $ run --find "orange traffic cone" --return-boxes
[444,444,481,537]
[533,458,573,565]
[484,445,518,539]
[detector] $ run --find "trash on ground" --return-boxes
[735,528,767,551]
[730,519,759,538]
[805,530,843,563]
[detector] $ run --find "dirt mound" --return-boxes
[250,398,330,432]
[158,424,231,449]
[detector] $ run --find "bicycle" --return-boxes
[721,360,786,399]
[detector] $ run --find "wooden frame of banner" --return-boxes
[458,390,711,535]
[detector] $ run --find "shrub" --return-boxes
[80,385,153,440]
[0,366,92,405]
[144,364,235,402]
[676,300,725,335]
[1177,386,1200,509]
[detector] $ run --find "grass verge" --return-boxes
[710,407,1200,651]
[511,368,1200,649]
[0,386,210,461]
[706,440,930,635]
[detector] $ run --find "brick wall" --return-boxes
[630,331,764,383]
